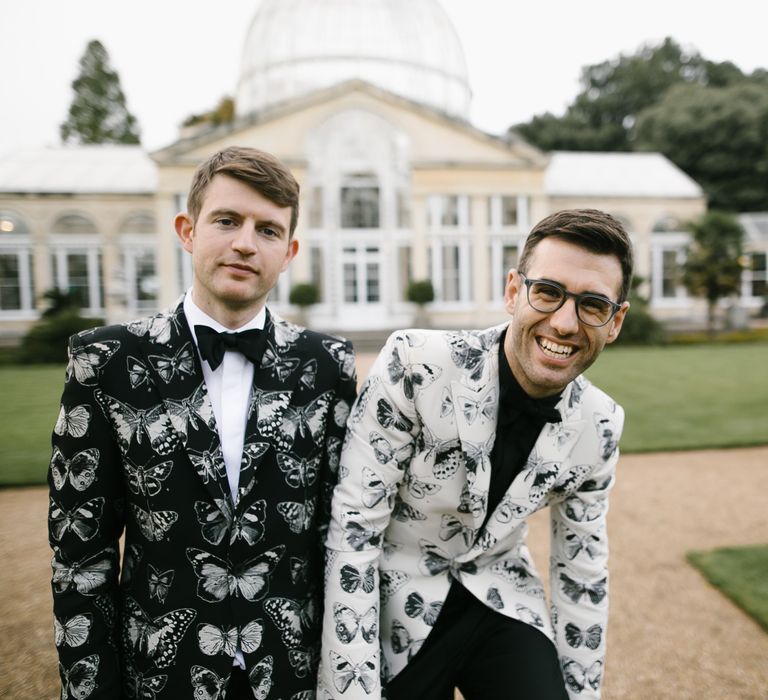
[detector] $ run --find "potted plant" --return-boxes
[406,279,434,327]
[289,282,320,327]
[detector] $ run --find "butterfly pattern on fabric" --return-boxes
[49,497,104,542]
[564,622,603,650]
[95,391,180,456]
[147,565,175,603]
[385,346,442,400]
[50,304,357,696]
[403,592,442,626]
[561,657,603,694]
[445,330,496,382]
[148,341,195,384]
[164,384,216,442]
[328,651,378,695]
[333,603,378,644]
[197,619,264,657]
[66,340,120,386]
[320,325,623,697]
[59,654,99,699]
[131,503,179,542]
[55,404,92,438]
[125,666,168,700]
[264,596,317,649]
[127,355,151,390]
[186,547,285,603]
[122,595,196,669]
[194,498,266,547]
[50,447,99,492]
[51,546,116,596]
[55,614,93,648]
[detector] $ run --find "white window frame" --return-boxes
[50,239,104,315]
[0,244,35,318]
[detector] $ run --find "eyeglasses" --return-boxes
[520,275,622,327]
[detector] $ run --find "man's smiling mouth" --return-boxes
[538,338,574,359]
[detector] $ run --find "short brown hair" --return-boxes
[518,209,634,302]
[186,146,300,235]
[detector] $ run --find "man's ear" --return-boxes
[174,213,194,253]
[281,237,299,272]
[605,301,630,344]
[504,269,522,314]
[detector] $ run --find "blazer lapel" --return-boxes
[138,300,231,509]
[477,377,587,549]
[448,331,501,531]
[236,311,303,504]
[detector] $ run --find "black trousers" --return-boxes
[226,666,254,699]
[386,583,568,700]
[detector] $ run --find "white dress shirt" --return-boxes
[183,291,265,504]
[183,291,265,675]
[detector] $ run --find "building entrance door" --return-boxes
[338,244,385,328]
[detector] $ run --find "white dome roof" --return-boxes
[236,0,471,120]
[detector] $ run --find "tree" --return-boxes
[60,39,141,144]
[635,82,768,211]
[511,38,753,153]
[513,39,712,151]
[682,212,745,337]
[182,96,236,130]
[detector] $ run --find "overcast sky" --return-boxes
[0,0,765,156]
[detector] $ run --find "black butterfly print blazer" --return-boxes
[319,327,623,699]
[48,298,357,699]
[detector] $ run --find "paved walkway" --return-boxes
[1,447,766,698]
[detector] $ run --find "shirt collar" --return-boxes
[183,289,266,347]
[498,328,562,415]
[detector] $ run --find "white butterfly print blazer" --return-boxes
[48,297,357,698]
[319,326,623,700]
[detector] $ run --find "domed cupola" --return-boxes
[236,0,471,120]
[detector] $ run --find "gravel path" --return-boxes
[1,446,766,699]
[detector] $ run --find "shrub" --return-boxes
[614,277,667,346]
[17,311,103,364]
[406,279,435,305]
[289,282,320,307]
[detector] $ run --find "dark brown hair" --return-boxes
[518,208,634,302]
[186,146,300,235]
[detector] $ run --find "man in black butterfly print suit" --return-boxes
[319,209,633,700]
[48,146,357,699]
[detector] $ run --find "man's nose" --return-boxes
[231,226,257,253]
[548,297,580,334]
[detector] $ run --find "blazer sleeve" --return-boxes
[48,332,126,698]
[549,403,624,700]
[318,333,420,700]
[318,338,359,541]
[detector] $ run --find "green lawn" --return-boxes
[0,365,65,485]
[586,342,768,453]
[687,545,768,633]
[1,342,767,485]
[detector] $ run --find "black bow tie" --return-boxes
[194,325,266,370]
[500,397,561,428]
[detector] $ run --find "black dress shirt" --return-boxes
[485,329,562,523]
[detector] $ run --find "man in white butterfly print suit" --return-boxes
[319,209,632,700]
[48,146,357,699]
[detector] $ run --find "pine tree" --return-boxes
[60,39,141,145]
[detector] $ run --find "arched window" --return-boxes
[52,214,98,234]
[119,212,156,234]
[0,211,30,235]
[652,216,683,233]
